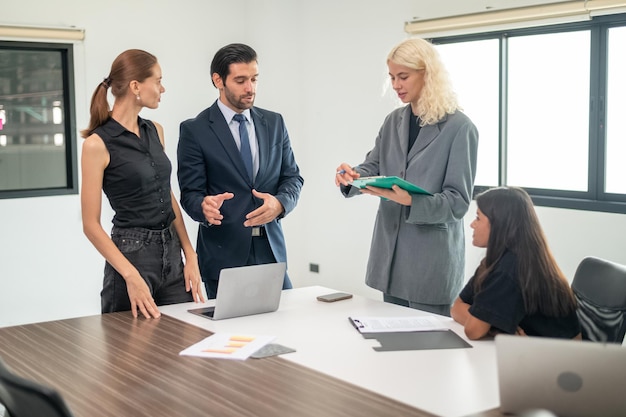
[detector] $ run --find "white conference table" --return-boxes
[160,286,499,417]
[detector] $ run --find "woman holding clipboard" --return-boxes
[335,38,478,316]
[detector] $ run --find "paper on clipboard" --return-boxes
[348,316,447,333]
[350,176,432,195]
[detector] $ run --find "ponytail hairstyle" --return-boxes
[81,49,157,138]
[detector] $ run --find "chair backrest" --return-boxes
[571,256,626,344]
[0,358,74,417]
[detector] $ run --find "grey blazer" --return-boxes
[346,105,478,305]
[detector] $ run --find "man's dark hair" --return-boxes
[210,43,257,87]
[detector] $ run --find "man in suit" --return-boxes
[177,43,303,299]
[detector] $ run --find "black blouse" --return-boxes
[95,117,175,230]
[459,250,581,338]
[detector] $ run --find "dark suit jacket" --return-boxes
[177,101,303,283]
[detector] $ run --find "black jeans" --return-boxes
[101,225,193,313]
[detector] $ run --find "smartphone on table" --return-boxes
[316,292,353,302]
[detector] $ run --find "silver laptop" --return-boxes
[495,334,626,417]
[188,262,286,320]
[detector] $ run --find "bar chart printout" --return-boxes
[180,334,275,360]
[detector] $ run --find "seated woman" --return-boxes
[451,186,581,340]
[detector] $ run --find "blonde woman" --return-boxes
[336,38,478,316]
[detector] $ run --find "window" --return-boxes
[605,25,626,195]
[433,13,626,213]
[0,41,77,199]
[436,39,500,187]
[507,30,590,191]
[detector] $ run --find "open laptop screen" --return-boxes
[188,262,286,320]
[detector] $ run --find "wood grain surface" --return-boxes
[0,313,444,417]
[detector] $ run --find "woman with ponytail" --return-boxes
[451,186,580,340]
[81,49,204,319]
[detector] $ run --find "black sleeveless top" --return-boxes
[95,117,175,230]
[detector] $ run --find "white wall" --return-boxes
[2,0,626,327]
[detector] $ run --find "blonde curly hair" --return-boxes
[387,38,460,126]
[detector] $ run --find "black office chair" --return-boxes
[571,256,626,344]
[0,358,75,417]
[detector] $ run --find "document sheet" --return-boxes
[180,333,275,360]
[349,316,447,333]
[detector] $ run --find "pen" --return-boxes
[337,165,358,175]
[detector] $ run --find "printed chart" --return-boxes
[180,333,275,360]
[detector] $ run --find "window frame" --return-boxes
[0,40,78,200]
[432,13,626,214]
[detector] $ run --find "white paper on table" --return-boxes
[348,316,447,333]
[180,333,276,360]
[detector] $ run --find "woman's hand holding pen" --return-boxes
[335,163,360,187]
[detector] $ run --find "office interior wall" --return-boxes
[1,0,626,327]
[0,0,245,326]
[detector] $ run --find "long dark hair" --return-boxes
[473,186,576,316]
[81,49,157,138]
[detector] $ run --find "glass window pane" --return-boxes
[507,31,590,191]
[0,48,68,191]
[605,26,626,194]
[437,39,500,187]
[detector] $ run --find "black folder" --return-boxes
[361,329,472,351]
